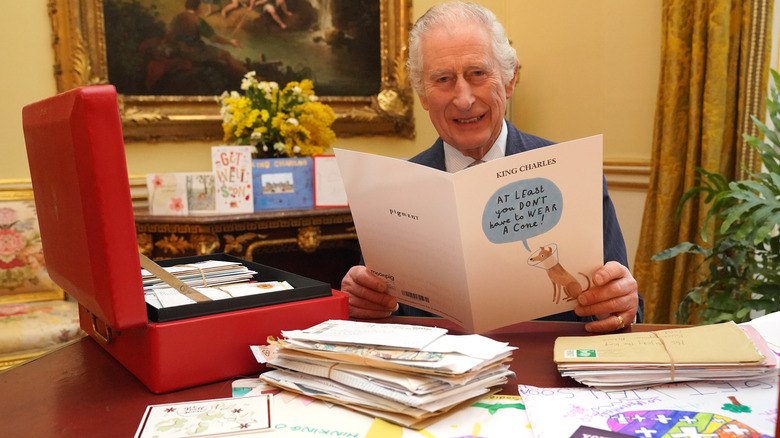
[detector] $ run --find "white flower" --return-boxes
[309,95,318,102]
[293,145,301,154]
[219,106,232,123]
[286,117,299,126]
[240,71,257,90]
[273,142,286,152]
[250,131,264,141]
[259,81,278,100]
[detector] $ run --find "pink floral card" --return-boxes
[147,173,188,215]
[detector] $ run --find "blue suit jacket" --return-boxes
[395,121,644,323]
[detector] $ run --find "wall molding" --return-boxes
[603,161,651,191]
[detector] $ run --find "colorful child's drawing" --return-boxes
[244,386,533,438]
[519,377,778,438]
[605,408,770,438]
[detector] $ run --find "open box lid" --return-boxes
[22,85,147,330]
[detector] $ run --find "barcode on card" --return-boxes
[402,290,430,303]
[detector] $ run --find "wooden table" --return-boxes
[0,318,682,437]
[134,207,360,289]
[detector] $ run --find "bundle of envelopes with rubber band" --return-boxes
[251,319,516,429]
[553,321,778,389]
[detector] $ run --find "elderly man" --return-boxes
[341,1,642,333]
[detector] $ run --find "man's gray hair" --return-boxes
[406,1,518,96]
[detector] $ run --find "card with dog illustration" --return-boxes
[335,135,604,333]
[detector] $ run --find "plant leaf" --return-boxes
[651,242,706,261]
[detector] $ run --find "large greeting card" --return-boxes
[335,136,604,333]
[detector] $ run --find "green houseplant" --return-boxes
[652,69,780,324]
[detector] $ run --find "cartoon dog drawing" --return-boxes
[528,246,591,304]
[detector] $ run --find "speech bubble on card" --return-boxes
[481,178,563,251]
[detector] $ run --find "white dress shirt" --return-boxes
[442,120,508,173]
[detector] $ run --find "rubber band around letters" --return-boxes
[651,331,676,382]
[178,264,208,287]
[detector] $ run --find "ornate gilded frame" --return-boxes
[47,0,414,142]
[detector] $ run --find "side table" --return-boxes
[134,207,360,289]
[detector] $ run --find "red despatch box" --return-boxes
[22,85,349,393]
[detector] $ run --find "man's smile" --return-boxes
[453,114,485,124]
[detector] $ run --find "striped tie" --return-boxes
[467,159,484,168]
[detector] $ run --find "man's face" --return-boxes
[418,22,516,159]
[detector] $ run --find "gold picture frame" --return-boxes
[47,0,415,142]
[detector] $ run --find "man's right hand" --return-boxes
[340,266,398,318]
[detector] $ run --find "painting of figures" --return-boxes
[103,0,381,96]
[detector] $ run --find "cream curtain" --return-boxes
[633,0,772,324]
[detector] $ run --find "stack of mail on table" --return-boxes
[251,319,516,429]
[553,320,778,389]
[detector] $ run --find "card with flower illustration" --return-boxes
[147,173,188,215]
[212,146,254,214]
[134,394,272,438]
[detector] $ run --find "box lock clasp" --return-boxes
[90,313,113,344]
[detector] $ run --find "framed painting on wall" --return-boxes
[48,0,414,142]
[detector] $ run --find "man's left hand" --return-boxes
[574,261,639,333]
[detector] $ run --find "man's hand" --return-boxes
[341,266,398,319]
[574,261,639,333]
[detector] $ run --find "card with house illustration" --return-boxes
[211,146,254,214]
[252,157,314,211]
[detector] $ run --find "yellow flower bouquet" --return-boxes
[219,72,336,158]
